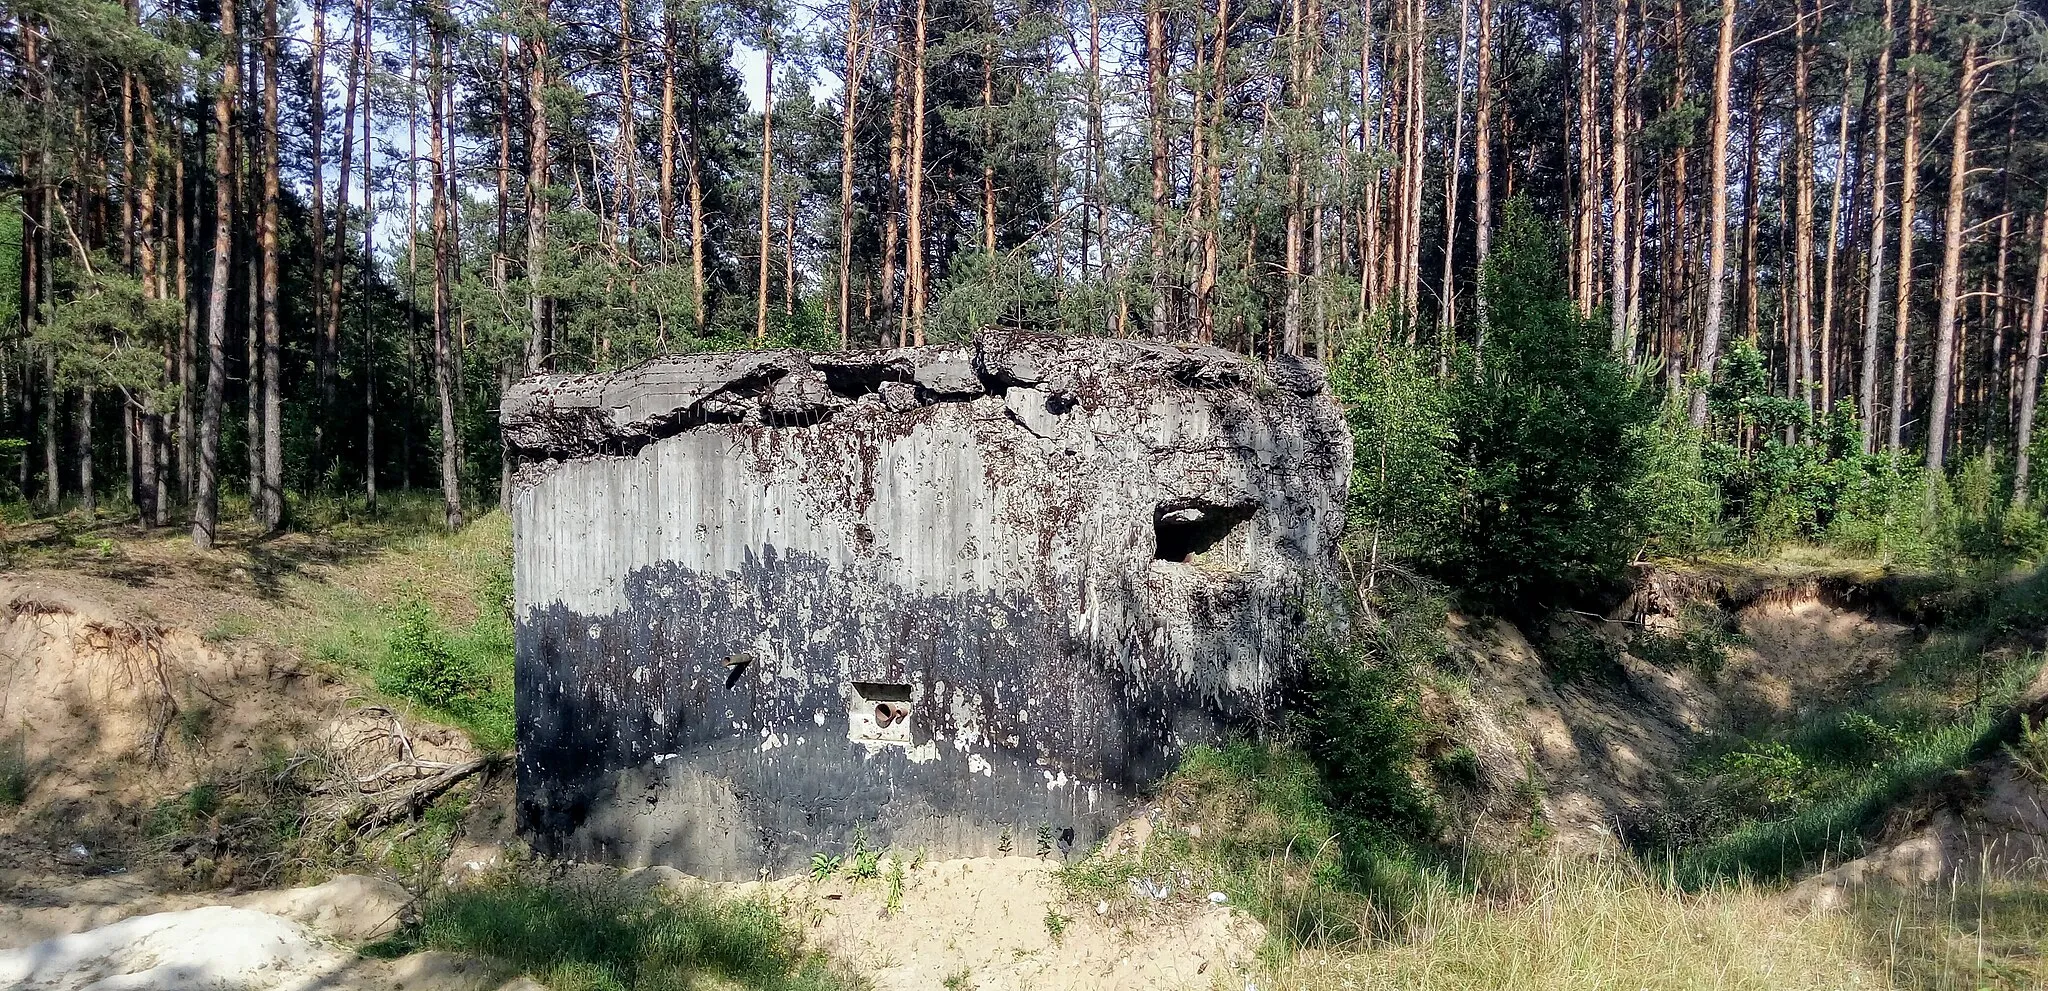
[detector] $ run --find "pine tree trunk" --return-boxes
[258,0,284,531]
[1688,0,1737,427]
[905,0,928,345]
[618,0,638,253]
[176,104,195,500]
[2016,210,2048,508]
[1859,0,1894,452]
[981,29,996,259]
[310,0,329,478]
[1889,0,1924,452]
[496,32,511,287]
[362,6,378,511]
[836,0,863,346]
[1472,0,1492,342]
[1926,35,1977,474]
[1434,0,1470,350]
[525,3,551,369]
[1792,1,1816,416]
[244,35,262,515]
[324,0,363,464]
[1819,55,1852,416]
[1146,0,1167,336]
[883,7,907,343]
[1606,0,1629,352]
[1085,0,1104,284]
[193,0,237,550]
[659,5,678,264]
[430,16,462,530]
[41,356,57,509]
[1739,70,1762,345]
[77,392,93,514]
[754,19,775,342]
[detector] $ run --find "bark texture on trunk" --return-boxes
[1689,0,1738,428]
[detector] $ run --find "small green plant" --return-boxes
[996,829,1012,854]
[1628,619,1732,680]
[808,851,842,883]
[176,703,215,747]
[942,967,973,990]
[848,849,882,882]
[2007,715,2048,785]
[884,858,906,914]
[1042,908,1069,943]
[0,734,29,808]
[203,613,257,644]
[147,779,224,837]
[370,589,515,751]
[1432,744,1481,786]
[1713,742,1811,813]
[1035,824,1053,858]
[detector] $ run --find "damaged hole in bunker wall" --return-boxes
[1154,504,1257,568]
[501,332,1353,879]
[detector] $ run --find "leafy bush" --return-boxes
[1438,201,1656,607]
[370,573,515,751]
[381,597,490,708]
[398,875,855,991]
[1335,199,1655,611]
[1299,631,1437,846]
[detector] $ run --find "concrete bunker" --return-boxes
[501,332,1352,878]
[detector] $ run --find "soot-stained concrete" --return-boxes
[502,333,1351,878]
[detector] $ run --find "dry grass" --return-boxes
[1261,857,2048,991]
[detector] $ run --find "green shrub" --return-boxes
[1302,656,1435,846]
[381,597,491,708]
[369,573,515,751]
[400,875,855,991]
[1331,200,1656,611]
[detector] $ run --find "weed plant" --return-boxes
[390,873,858,991]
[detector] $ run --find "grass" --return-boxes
[1666,565,2048,886]
[300,508,517,752]
[1262,858,2048,991]
[1061,740,1439,950]
[378,873,860,991]
[0,733,29,808]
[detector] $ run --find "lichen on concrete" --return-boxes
[503,332,1351,878]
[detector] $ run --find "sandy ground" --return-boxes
[722,856,1265,991]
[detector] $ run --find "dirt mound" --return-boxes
[1435,566,1920,853]
[1790,666,2048,909]
[0,577,478,885]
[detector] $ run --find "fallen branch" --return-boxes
[346,754,500,836]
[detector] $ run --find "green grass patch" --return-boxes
[202,613,259,644]
[1062,740,1447,950]
[1668,564,2048,886]
[382,874,859,991]
[304,526,516,752]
